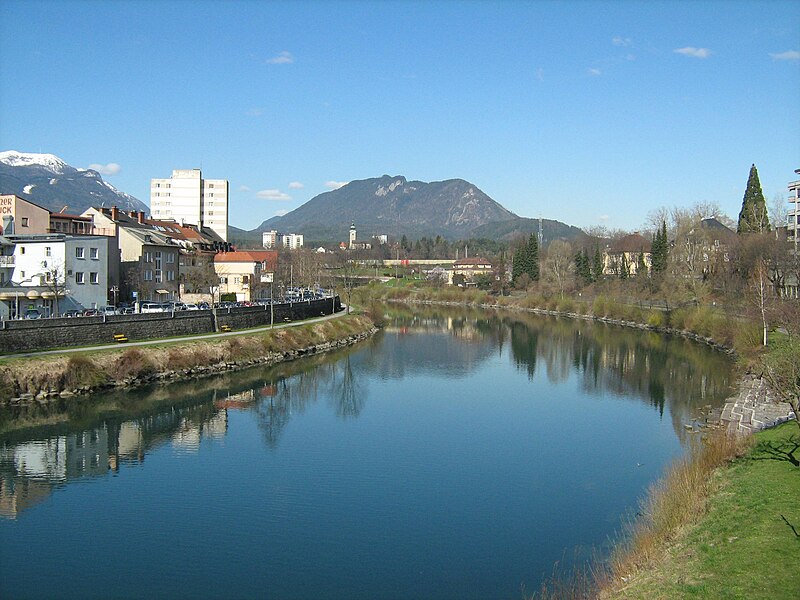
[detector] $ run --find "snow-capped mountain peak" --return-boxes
[0,150,70,174]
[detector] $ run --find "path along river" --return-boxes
[0,305,735,599]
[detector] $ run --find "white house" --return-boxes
[0,234,110,318]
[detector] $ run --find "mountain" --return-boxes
[0,150,149,215]
[470,216,585,245]
[255,175,518,241]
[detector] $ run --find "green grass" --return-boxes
[611,422,800,599]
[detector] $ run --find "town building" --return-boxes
[84,207,179,302]
[603,233,652,276]
[0,234,111,319]
[0,194,51,235]
[262,230,304,249]
[788,168,800,253]
[150,169,229,242]
[213,250,278,302]
[449,257,494,284]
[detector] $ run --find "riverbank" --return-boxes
[0,314,377,404]
[602,421,800,599]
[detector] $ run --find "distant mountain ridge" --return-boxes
[0,150,149,215]
[254,175,582,243]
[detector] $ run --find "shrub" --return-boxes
[113,348,157,379]
[592,295,610,317]
[646,310,665,328]
[62,355,107,389]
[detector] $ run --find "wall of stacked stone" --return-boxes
[0,297,342,354]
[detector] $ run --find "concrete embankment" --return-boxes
[0,314,376,404]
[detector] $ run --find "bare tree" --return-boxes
[543,240,573,298]
[42,260,67,317]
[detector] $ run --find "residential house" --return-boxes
[450,257,494,285]
[0,234,110,318]
[0,194,51,235]
[603,233,651,276]
[214,250,278,302]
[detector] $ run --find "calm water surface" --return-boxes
[0,307,734,599]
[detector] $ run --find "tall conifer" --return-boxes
[737,164,770,234]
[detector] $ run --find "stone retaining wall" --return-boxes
[0,297,342,354]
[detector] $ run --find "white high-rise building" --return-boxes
[150,169,228,241]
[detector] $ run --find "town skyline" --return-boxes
[1,1,798,233]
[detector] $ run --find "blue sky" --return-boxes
[1,0,798,232]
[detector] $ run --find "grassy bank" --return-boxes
[0,314,375,400]
[354,282,761,355]
[603,422,800,599]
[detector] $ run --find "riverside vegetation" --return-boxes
[353,281,799,599]
[0,314,377,401]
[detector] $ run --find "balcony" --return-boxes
[0,256,14,267]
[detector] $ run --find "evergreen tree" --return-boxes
[637,251,647,276]
[527,234,540,281]
[619,253,629,279]
[737,164,771,234]
[651,220,669,275]
[593,246,604,281]
[575,250,592,285]
[512,243,528,284]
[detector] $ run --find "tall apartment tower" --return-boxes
[150,169,229,241]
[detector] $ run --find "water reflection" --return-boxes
[0,305,733,520]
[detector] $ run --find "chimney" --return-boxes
[138,211,145,224]
[111,206,119,221]
[128,210,137,219]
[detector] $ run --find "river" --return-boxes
[0,306,734,599]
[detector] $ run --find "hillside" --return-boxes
[255,175,517,241]
[0,150,149,215]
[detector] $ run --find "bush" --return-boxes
[592,295,610,317]
[113,348,157,379]
[62,355,107,389]
[646,310,665,328]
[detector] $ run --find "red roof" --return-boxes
[214,250,278,264]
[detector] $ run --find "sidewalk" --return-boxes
[8,310,346,360]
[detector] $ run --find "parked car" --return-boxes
[82,308,99,317]
[24,309,42,320]
[183,303,199,310]
[101,306,119,316]
[140,302,164,313]
[197,302,210,310]
[120,307,135,314]
[62,310,80,318]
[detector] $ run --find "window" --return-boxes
[20,247,25,255]
[20,270,25,278]
[76,247,85,259]
[143,251,152,263]
[166,253,175,264]
[143,270,153,281]
[21,217,29,227]
[76,272,85,284]
[90,272,99,284]
[155,270,162,283]
[90,247,99,259]
[167,270,175,281]
[234,276,241,285]
[45,247,51,257]
[208,183,214,188]
[220,276,228,284]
